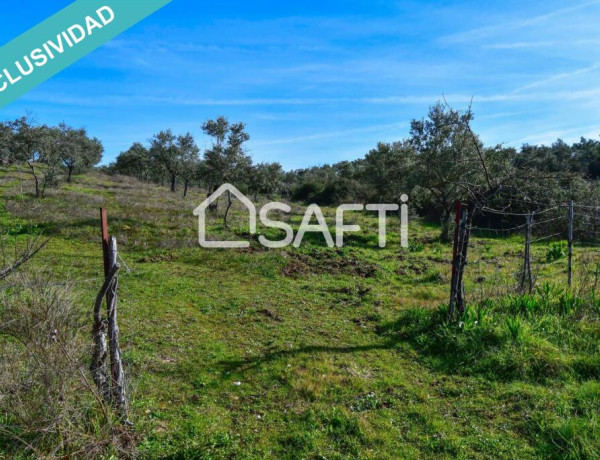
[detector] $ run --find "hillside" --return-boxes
[1,168,599,459]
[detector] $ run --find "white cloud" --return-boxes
[442,1,600,44]
[512,62,600,93]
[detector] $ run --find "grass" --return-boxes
[1,167,600,458]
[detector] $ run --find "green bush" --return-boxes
[546,242,566,263]
[408,241,424,252]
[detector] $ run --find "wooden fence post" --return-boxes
[91,265,119,402]
[449,202,462,319]
[451,201,462,283]
[107,236,129,422]
[91,208,111,401]
[568,200,574,288]
[450,204,468,319]
[521,212,533,293]
[93,208,130,424]
[100,208,110,277]
[456,203,474,315]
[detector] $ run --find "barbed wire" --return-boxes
[531,233,563,244]
[478,205,560,217]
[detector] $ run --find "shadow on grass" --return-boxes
[217,305,600,384]
[216,339,405,376]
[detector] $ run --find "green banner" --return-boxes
[0,0,174,108]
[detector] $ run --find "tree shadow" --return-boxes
[214,308,453,377]
[217,338,405,376]
[216,305,600,384]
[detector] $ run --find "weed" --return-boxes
[408,241,425,252]
[505,316,523,342]
[546,242,566,263]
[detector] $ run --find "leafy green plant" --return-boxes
[507,294,541,317]
[558,293,580,316]
[506,316,523,342]
[408,241,424,252]
[458,306,479,331]
[545,242,566,263]
[536,283,563,310]
[477,299,493,325]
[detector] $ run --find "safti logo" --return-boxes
[193,184,409,249]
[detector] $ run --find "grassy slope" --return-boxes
[1,168,599,459]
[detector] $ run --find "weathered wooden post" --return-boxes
[451,201,462,283]
[449,203,467,319]
[107,236,129,422]
[100,208,110,277]
[91,208,111,401]
[455,203,475,315]
[92,263,119,402]
[520,212,533,293]
[92,208,130,424]
[568,200,574,288]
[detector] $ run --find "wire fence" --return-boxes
[460,201,600,306]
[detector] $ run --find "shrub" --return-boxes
[546,242,566,263]
[0,274,134,459]
[505,316,523,342]
[408,241,424,252]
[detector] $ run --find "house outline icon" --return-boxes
[193,183,257,248]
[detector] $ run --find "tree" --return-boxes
[514,140,573,174]
[0,122,15,166]
[249,162,284,200]
[37,126,65,198]
[11,117,46,198]
[149,130,179,192]
[56,123,103,182]
[408,103,484,242]
[363,141,414,202]
[113,143,152,181]
[572,137,600,179]
[177,133,200,198]
[195,160,212,195]
[202,117,252,228]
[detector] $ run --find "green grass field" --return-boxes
[1,168,599,459]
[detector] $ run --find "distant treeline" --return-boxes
[3,105,599,241]
[0,117,103,198]
[105,103,600,241]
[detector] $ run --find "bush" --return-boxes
[291,182,321,202]
[0,274,135,458]
[546,242,566,263]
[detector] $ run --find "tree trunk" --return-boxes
[170,173,176,193]
[183,179,189,198]
[27,161,40,198]
[224,190,233,229]
[440,208,452,243]
[208,184,218,212]
[67,165,74,183]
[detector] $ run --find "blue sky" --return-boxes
[2,0,600,169]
